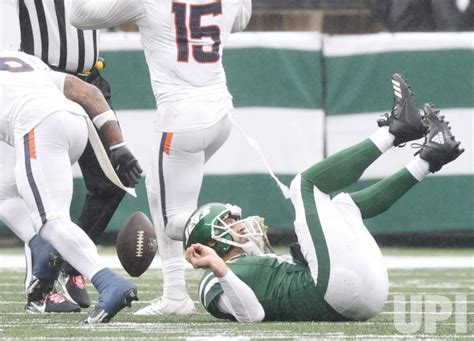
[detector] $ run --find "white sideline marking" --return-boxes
[0,254,472,270]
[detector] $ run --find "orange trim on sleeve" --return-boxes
[164,133,173,155]
[28,129,37,159]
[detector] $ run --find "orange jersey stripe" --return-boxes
[28,129,37,159]
[164,133,173,155]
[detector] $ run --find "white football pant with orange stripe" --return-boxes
[0,142,37,243]
[13,111,105,280]
[145,114,232,295]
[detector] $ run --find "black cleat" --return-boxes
[25,293,81,314]
[26,277,81,313]
[81,288,138,324]
[414,103,464,173]
[26,277,54,302]
[377,73,427,146]
[57,272,91,308]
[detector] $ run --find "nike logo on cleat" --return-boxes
[432,132,445,145]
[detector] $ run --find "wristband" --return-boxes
[92,110,117,130]
[110,142,126,150]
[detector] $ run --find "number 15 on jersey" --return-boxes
[172,1,222,63]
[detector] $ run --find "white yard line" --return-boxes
[0,254,472,270]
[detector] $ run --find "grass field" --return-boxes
[0,247,472,340]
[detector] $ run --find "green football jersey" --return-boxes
[198,254,347,321]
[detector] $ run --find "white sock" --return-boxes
[370,126,395,153]
[406,155,430,181]
[148,195,188,299]
[161,258,187,299]
[39,218,104,279]
[163,283,187,300]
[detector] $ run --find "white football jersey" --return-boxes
[70,0,252,131]
[0,51,85,145]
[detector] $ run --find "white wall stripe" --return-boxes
[323,32,474,57]
[72,108,472,178]
[327,108,473,178]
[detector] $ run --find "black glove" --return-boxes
[110,144,143,187]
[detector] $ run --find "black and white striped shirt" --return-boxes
[19,0,98,74]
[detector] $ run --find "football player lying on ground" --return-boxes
[184,74,464,322]
[0,50,142,323]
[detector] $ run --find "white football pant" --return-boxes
[146,114,232,293]
[13,111,104,280]
[290,174,389,321]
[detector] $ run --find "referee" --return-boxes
[17,0,125,311]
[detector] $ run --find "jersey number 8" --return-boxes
[172,1,222,63]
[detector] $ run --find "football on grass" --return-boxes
[116,212,157,277]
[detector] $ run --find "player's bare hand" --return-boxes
[185,243,228,277]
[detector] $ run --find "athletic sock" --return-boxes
[163,284,187,300]
[39,219,104,280]
[161,258,187,299]
[28,235,59,282]
[302,138,382,194]
[406,155,430,181]
[350,168,419,219]
[370,126,395,153]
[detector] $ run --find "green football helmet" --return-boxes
[183,203,272,256]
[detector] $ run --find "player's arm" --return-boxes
[70,0,144,30]
[52,71,142,187]
[62,75,123,144]
[232,0,252,33]
[186,244,265,322]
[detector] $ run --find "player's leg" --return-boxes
[14,112,137,323]
[288,74,426,320]
[350,103,464,218]
[58,71,124,308]
[324,103,464,320]
[136,117,232,316]
[0,143,79,313]
[302,73,426,194]
[0,144,36,243]
[136,130,200,316]
[0,197,81,313]
[77,143,125,244]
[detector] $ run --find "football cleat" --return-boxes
[83,268,138,323]
[81,288,138,324]
[134,294,195,316]
[377,73,427,146]
[414,103,464,173]
[25,293,81,314]
[26,277,54,302]
[57,272,91,308]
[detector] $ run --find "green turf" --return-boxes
[0,249,472,339]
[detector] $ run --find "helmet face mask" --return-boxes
[184,203,272,256]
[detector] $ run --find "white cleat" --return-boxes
[134,294,196,316]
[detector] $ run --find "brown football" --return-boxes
[116,212,157,277]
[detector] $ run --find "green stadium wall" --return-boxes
[1,32,473,238]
